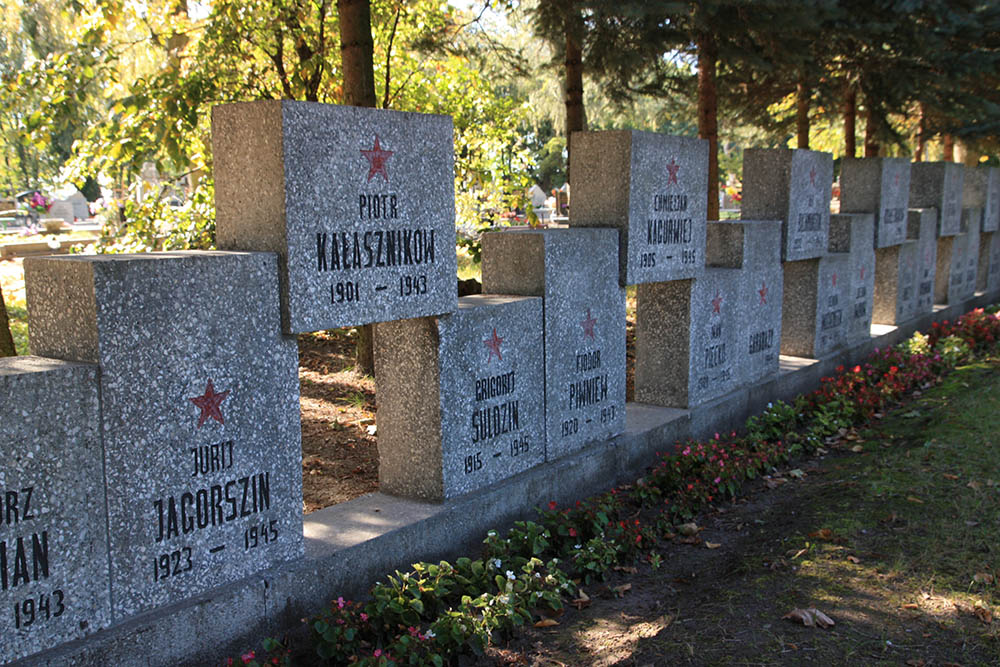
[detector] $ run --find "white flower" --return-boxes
[487,530,497,537]
[506,570,516,580]
[574,544,582,550]
[425,629,436,638]
[493,558,502,569]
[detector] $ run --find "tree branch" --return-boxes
[382,5,402,108]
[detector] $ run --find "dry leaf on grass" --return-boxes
[974,572,995,585]
[902,603,920,610]
[850,445,865,453]
[783,607,835,628]
[968,480,982,490]
[612,583,632,597]
[847,555,861,564]
[677,535,702,545]
[789,547,808,560]
[571,589,591,610]
[974,605,993,624]
[765,478,788,489]
[705,541,721,549]
[533,618,559,628]
[905,659,926,667]
[677,522,700,536]
[613,565,638,574]
[943,473,960,480]
[809,528,835,540]
[906,496,924,504]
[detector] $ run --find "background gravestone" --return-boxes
[910,209,938,315]
[839,157,911,247]
[935,222,975,306]
[481,228,625,461]
[910,162,964,236]
[780,253,851,358]
[374,295,545,501]
[25,251,303,620]
[569,131,708,285]
[985,230,1000,294]
[982,166,1000,233]
[829,214,876,343]
[213,100,458,333]
[962,209,981,299]
[741,148,833,261]
[635,269,741,408]
[872,238,918,325]
[705,220,783,384]
[0,357,110,663]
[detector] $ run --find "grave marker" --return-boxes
[25,251,303,620]
[829,214,876,343]
[910,162,964,236]
[985,230,1000,294]
[569,131,708,285]
[963,209,981,298]
[0,357,111,663]
[780,254,851,358]
[840,157,911,247]
[212,101,458,333]
[910,209,938,315]
[705,220,783,384]
[983,166,1000,233]
[374,296,545,501]
[872,239,918,325]
[741,148,833,261]
[481,228,626,461]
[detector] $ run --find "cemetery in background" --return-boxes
[5,2,1000,665]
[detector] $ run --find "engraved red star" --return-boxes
[809,166,817,186]
[894,171,901,187]
[483,327,504,363]
[860,265,866,280]
[189,379,230,429]
[832,272,838,287]
[666,158,680,185]
[758,281,768,305]
[711,291,723,314]
[360,135,393,183]
[580,309,597,340]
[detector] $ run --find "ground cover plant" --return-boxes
[232,305,1000,666]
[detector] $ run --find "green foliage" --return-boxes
[936,334,972,366]
[91,179,215,253]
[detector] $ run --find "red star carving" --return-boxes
[832,272,838,287]
[758,281,768,305]
[580,308,597,340]
[666,158,680,186]
[189,379,230,429]
[894,171,901,187]
[711,291,723,314]
[484,327,504,363]
[809,166,817,186]
[360,135,393,183]
[860,265,866,280]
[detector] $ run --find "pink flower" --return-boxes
[241,651,255,665]
[569,527,578,537]
[374,649,383,657]
[714,477,721,484]
[360,612,369,621]
[336,596,345,609]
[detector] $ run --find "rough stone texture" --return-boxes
[481,228,626,461]
[977,231,994,293]
[872,240,918,325]
[983,167,1000,232]
[0,357,110,663]
[985,231,1000,294]
[933,211,979,305]
[569,131,708,285]
[962,209,982,299]
[706,220,783,384]
[910,162,964,236]
[910,209,938,316]
[780,254,851,358]
[829,214,876,343]
[24,251,303,621]
[741,148,832,261]
[212,100,458,333]
[839,157,911,248]
[374,296,545,502]
[635,271,741,408]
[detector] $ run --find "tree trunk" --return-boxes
[697,32,720,221]
[864,103,879,157]
[843,86,856,158]
[338,0,377,375]
[0,286,15,357]
[915,103,925,161]
[796,75,809,149]
[943,134,955,162]
[564,13,587,183]
[338,0,377,108]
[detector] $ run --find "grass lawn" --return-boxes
[498,357,1000,666]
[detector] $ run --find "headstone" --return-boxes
[829,214,876,343]
[66,191,90,220]
[977,232,994,292]
[839,157,911,247]
[962,209,981,298]
[910,162,964,236]
[0,357,111,662]
[741,148,833,261]
[481,228,626,461]
[982,166,1000,233]
[569,130,708,285]
[910,209,938,315]
[528,184,547,208]
[47,201,74,223]
[212,100,458,333]
[704,220,783,384]
[24,251,303,620]
[780,253,851,358]
[872,239,918,325]
[935,232,967,305]
[984,230,1000,295]
[374,295,545,501]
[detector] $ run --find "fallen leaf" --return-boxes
[705,541,721,549]
[847,555,861,564]
[974,605,993,624]
[677,535,702,545]
[851,445,864,453]
[974,572,994,585]
[902,603,920,610]
[571,589,591,610]
[967,520,980,527]
[968,480,982,490]
[612,583,632,597]
[943,473,960,480]
[906,496,924,504]
[613,565,638,574]
[791,548,808,560]
[677,522,700,536]
[783,608,835,628]
[765,478,787,489]
[788,468,806,479]
[809,528,835,540]
[534,618,559,628]
[906,659,926,667]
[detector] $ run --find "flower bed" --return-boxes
[234,305,1000,667]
